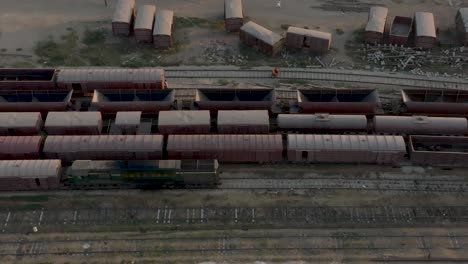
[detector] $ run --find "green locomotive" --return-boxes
[64,160,219,189]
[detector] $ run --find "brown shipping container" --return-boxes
[134,5,156,43]
[278,114,368,132]
[401,89,468,116]
[0,112,43,135]
[0,69,56,90]
[224,0,243,32]
[409,135,468,167]
[297,88,381,114]
[287,134,406,164]
[91,89,174,113]
[195,88,275,110]
[112,0,135,36]
[217,110,269,134]
[0,136,43,159]
[158,110,211,134]
[56,68,165,92]
[43,135,163,162]
[0,90,73,112]
[45,111,103,135]
[364,6,388,43]
[0,160,62,191]
[167,134,283,162]
[374,115,467,135]
[389,16,413,45]
[153,10,174,48]
[239,21,284,56]
[285,27,332,54]
[414,12,437,49]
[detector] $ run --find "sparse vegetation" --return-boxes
[82,28,106,45]
[335,28,345,35]
[281,24,291,30]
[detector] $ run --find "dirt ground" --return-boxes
[0,0,467,72]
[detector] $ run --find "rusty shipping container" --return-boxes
[224,0,243,32]
[45,111,103,135]
[134,5,156,43]
[285,27,332,54]
[364,6,388,43]
[91,89,174,113]
[43,135,164,162]
[195,88,275,111]
[374,115,467,135]
[0,112,43,136]
[158,110,211,134]
[287,134,406,164]
[153,10,174,48]
[56,68,165,92]
[0,136,43,160]
[0,68,57,90]
[389,16,413,45]
[278,114,368,132]
[297,88,381,114]
[409,135,468,167]
[217,110,269,134]
[401,89,468,116]
[167,134,283,162]
[112,0,135,36]
[0,160,62,191]
[239,21,284,56]
[414,12,437,49]
[0,90,73,113]
[456,8,468,45]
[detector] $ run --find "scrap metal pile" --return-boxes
[358,44,468,77]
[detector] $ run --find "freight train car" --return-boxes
[64,159,219,189]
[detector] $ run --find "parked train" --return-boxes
[0,132,465,191]
[2,110,468,137]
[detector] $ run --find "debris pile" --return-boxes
[356,44,468,77]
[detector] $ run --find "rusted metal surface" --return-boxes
[167,134,283,162]
[0,90,72,113]
[224,0,243,32]
[409,135,468,167]
[56,68,165,91]
[374,115,467,135]
[287,134,406,164]
[43,135,164,162]
[0,69,56,90]
[134,5,156,43]
[217,110,269,134]
[0,160,61,191]
[91,89,174,113]
[278,114,368,132]
[0,112,43,136]
[297,88,381,114]
[414,12,437,49]
[45,111,103,135]
[112,0,135,36]
[158,110,210,134]
[401,89,468,116]
[0,136,43,159]
[195,88,275,110]
[285,27,332,54]
[389,16,413,45]
[239,21,284,56]
[364,6,388,43]
[153,10,174,48]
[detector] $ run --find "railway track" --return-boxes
[1,233,467,257]
[1,206,468,234]
[219,178,468,193]
[165,68,468,90]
